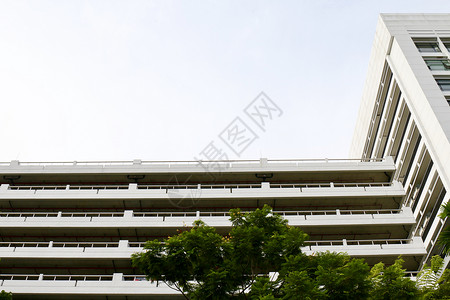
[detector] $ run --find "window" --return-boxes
[440,38,450,52]
[445,43,450,52]
[415,42,440,52]
[436,79,450,91]
[425,59,450,71]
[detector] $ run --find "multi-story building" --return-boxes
[350,13,450,270]
[0,13,448,299]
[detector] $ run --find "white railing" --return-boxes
[0,238,415,250]
[0,209,404,219]
[137,183,262,190]
[270,182,391,188]
[6,182,394,192]
[9,185,129,191]
[0,274,114,281]
[0,158,387,168]
[0,212,124,218]
[277,209,403,216]
[0,242,120,248]
[305,239,412,247]
[0,270,416,283]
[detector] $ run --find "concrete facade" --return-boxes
[351,13,450,271]
[0,14,449,299]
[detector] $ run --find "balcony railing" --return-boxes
[0,158,387,168]
[0,209,405,219]
[4,182,394,192]
[0,238,416,250]
[0,242,120,248]
[0,274,114,281]
[304,239,412,247]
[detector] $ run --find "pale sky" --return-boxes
[1,1,449,162]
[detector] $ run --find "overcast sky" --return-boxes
[1,1,449,162]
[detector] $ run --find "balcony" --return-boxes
[0,207,415,229]
[0,273,180,297]
[0,158,396,186]
[0,237,426,260]
[0,181,405,201]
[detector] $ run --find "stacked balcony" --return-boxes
[0,158,424,298]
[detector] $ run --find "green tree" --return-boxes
[418,255,450,299]
[132,205,308,299]
[369,257,420,300]
[314,252,371,299]
[0,290,12,300]
[132,205,373,299]
[438,202,450,255]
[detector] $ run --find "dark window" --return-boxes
[436,79,450,91]
[415,42,440,52]
[423,187,446,240]
[444,43,450,52]
[412,160,434,212]
[425,59,450,71]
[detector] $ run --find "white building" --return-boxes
[0,13,449,299]
[351,13,450,270]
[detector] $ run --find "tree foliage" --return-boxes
[132,206,446,299]
[369,258,420,300]
[132,205,309,299]
[0,290,12,300]
[418,255,450,299]
[438,202,450,255]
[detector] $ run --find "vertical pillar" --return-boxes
[123,210,133,218]
[261,182,270,189]
[113,273,123,282]
[118,240,129,249]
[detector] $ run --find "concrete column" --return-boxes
[118,240,129,249]
[0,184,9,192]
[123,210,133,218]
[412,236,422,244]
[343,239,347,247]
[38,274,44,281]
[128,183,137,190]
[48,241,53,248]
[260,157,268,166]
[336,209,340,216]
[196,211,200,218]
[57,211,62,218]
[261,182,270,189]
[10,160,19,167]
[113,273,123,282]
[133,159,142,165]
[385,156,394,164]
[66,185,70,190]
[330,182,334,188]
